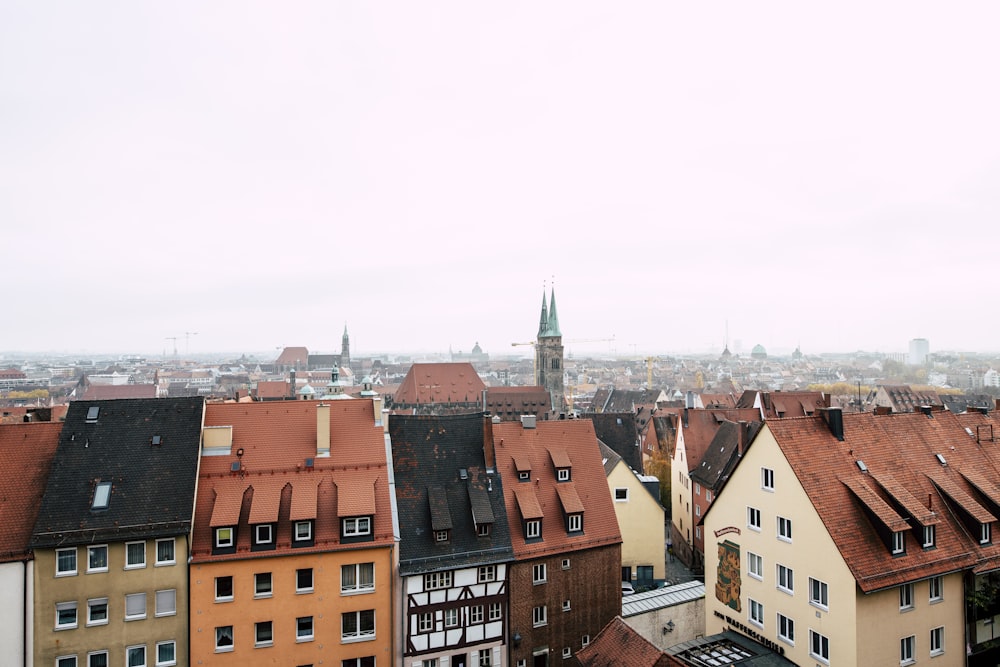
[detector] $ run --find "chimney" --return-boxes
[820,407,844,441]
[682,408,689,428]
[483,415,496,469]
[920,405,933,417]
[874,406,892,416]
[737,421,748,455]
[521,414,536,429]
[316,403,330,457]
[290,369,297,399]
[685,391,695,409]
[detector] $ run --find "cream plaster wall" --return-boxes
[608,461,666,580]
[622,598,704,650]
[671,429,693,555]
[0,561,27,667]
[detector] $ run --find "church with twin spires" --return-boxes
[536,288,565,416]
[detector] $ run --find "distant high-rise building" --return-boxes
[908,338,929,366]
[535,288,565,416]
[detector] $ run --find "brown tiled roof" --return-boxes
[681,408,761,472]
[493,419,621,559]
[0,422,62,561]
[765,410,1000,592]
[576,616,671,667]
[79,384,157,400]
[555,483,585,514]
[253,380,288,399]
[191,399,392,562]
[394,362,486,405]
[274,346,309,365]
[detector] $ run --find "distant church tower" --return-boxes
[535,288,565,416]
[341,324,351,369]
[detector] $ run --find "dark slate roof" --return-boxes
[690,420,763,490]
[390,412,514,575]
[941,394,995,415]
[578,412,643,472]
[30,397,205,548]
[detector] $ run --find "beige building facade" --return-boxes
[604,443,665,583]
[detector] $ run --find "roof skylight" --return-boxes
[92,481,111,510]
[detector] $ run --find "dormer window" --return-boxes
[215,527,234,549]
[253,524,274,550]
[556,468,571,482]
[892,531,905,555]
[294,521,313,545]
[518,471,530,482]
[92,481,112,510]
[477,523,491,537]
[342,516,371,538]
[923,525,936,549]
[525,519,541,540]
[434,530,450,543]
[982,522,993,545]
[567,513,583,533]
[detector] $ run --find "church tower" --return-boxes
[535,288,565,416]
[341,324,350,370]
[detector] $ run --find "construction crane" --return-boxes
[165,337,178,357]
[185,331,199,355]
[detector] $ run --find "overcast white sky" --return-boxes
[3,2,999,360]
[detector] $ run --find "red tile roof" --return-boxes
[191,399,392,562]
[80,384,157,400]
[492,419,621,560]
[576,616,672,667]
[765,410,1000,592]
[274,346,309,366]
[0,422,61,561]
[393,362,486,405]
[680,408,761,472]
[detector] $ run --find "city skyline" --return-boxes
[4,3,1000,357]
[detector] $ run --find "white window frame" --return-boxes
[423,571,452,590]
[56,547,77,576]
[900,634,915,665]
[155,538,175,565]
[562,647,571,659]
[125,592,147,621]
[255,524,273,545]
[533,563,547,584]
[777,564,793,594]
[982,522,992,545]
[342,562,375,594]
[809,577,829,610]
[445,608,459,627]
[747,552,763,580]
[215,527,234,548]
[749,599,763,627]
[478,565,497,582]
[470,604,484,624]
[254,572,273,598]
[296,615,314,642]
[294,520,312,541]
[614,487,629,502]
[489,602,502,621]
[777,516,792,542]
[87,651,109,667]
[526,519,541,539]
[125,645,146,667]
[215,575,234,602]
[706,490,713,502]
[480,648,494,666]
[417,613,433,633]
[567,513,582,532]
[899,583,914,611]
[155,589,176,617]
[532,605,547,627]
[215,626,234,653]
[56,601,78,630]
[254,620,273,647]
[923,524,936,548]
[92,481,111,510]
[342,516,372,537]
[777,613,794,645]
[562,599,571,611]
[892,531,905,555]
[809,630,830,664]
[930,626,944,656]
[341,609,376,642]
[87,598,109,626]
[296,567,314,593]
[557,468,570,482]
[929,575,943,602]
[761,467,774,491]
[155,641,177,667]
[87,545,108,573]
[56,656,78,667]
[747,506,761,531]
[125,541,146,569]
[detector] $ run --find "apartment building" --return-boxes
[703,407,994,666]
[189,399,395,666]
[31,397,205,667]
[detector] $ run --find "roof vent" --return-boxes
[856,460,868,473]
[305,458,314,469]
[231,461,241,472]
[935,453,947,466]
[459,468,469,480]
[521,415,537,429]
[151,435,162,446]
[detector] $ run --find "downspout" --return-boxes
[25,558,34,667]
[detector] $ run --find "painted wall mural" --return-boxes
[715,539,741,612]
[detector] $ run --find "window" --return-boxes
[706,490,713,502]
[809,577,829,609]
[555,466,571,482]
[215,576,234,601]
[155,589,176,617]
[532,605,547,627]
[582,635,590,647]
[470,605,484,623]
[86,406,100,421]
[341,609,376,641]
[445,608,459,627]
[342,516,371,537]
[777,516,792,542]
[748,552,763,580]
[614,488,628,502]
[748,507,761,531]
[749,599,763,626]
[215,527,234,548]
[923,524,936,548]
[125,593,147,620]
[892,531,905,555]
[695,526,702,539]
[418,613,433,632]
[294,521,312,542]
[809,630,830,664]
[900,635,915,665]
[695,482,701,496]
[478,565,497,582]
[342,562,375,593]
[899,583,914,610]
[930,626,944,656]
[422,661,438,667]
[155,641,176,667]
[562,599,571,611]
[215,626,234,652]
[762,467,774,491]
[479,649,493,666]
[777,613,794,644]
[489,602,501,621]
[255,524,273,545]
[533,563,547,584]
[518,471,530,481]
[87,598,108,626]
[777,564,793,594]
[297,568,314,592]
[56,601,78,629]
[982,522,993,545]
[695,504,701,517]
[92,482,111,510]
[344,660,376,667]
[88,652,108,667]
[126,646,146,667]
[929,575,943,602]
[87,545,108,573]
[434,530,450,543]
[155,538,175,565]
[525,519,541,539]
[567,513,582,532]
[477,522,491,536]
[56,547,77,576]
[297,616,314,641]
[255,572,273,597]
[255,621,273,647]
[562,558,571,569]
[57,656,77,667]
[423,571,452,590]
[126,541,146,569]
[562,647,572,659]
